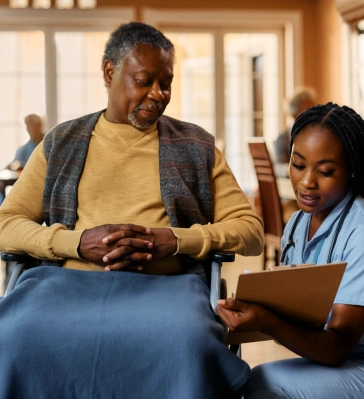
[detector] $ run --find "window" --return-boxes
[336,3,364,114]
[0,30,107,166]
[356,21,364,115]
[0,8,133,168]
[165,33,214,134]
[0,31,45,164]
[9,0,28,7]
[164,30,279,190]
[33,0,50,9]
[145,9,301,191]
[224,33,278,188]
[55,31,109,122]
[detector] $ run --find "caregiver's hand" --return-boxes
[216,298,271,332]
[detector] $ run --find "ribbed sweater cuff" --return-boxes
[52,228,85,259]
[170,227,204,255]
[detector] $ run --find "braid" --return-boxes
[290,102,364,197]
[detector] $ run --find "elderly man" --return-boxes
[10,113,44,170]
[0,22,263,398]
[0,114,44,204]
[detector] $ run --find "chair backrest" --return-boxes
[247,138,284,240]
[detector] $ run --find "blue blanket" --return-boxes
[0,266,250,398]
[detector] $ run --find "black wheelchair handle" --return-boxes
[211,251,235,263]
[1,253,29,263]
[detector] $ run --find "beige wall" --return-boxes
[309,0,343,104]
[0,0,344,103]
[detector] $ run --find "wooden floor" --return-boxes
[0,253,299,369]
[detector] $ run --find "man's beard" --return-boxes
[128,102,163,130]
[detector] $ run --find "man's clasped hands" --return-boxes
[78,224,178,271]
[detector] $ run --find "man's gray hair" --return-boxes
[102,21,175,70]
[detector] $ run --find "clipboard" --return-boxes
[226,262,347,344]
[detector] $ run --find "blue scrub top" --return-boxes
[281,191,364,344]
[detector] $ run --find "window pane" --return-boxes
[56,33,83,74]
[56,0,73,9]
[55,31,109,123]
[0,31,45,168]
[0,33,18,73]
[224,33,278,190]
[33,0,51,9]
[0,77,18,122]
[9,0,28,8]
[57,77,83,121]
[163,33,214,135]
[22,77,46,112]
[357,32,364,116]
[78,0,96,8]
[20,33,45,73]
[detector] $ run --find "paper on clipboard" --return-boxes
[226,262,347,344]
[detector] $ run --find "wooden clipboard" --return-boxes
[226,262,347,344]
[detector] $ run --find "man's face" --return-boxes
[103,43,174,129]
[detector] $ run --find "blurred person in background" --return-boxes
[274,86,316,223]
[274,86,317,177]
[0,114,44,204]
[8,113,44,171]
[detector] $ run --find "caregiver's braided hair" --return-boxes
[290,102,364,197]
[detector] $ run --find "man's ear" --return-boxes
[103,60,114,88]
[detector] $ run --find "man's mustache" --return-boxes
[135,102,163,112]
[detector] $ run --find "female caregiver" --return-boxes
[218,102,364,399]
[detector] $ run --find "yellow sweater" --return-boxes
[0,113,264,273]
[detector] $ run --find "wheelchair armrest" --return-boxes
[2,250,236,304]
[210,251,235,314]
[2,252,38,297]
[1,253,29,263]
[211,252,235,263]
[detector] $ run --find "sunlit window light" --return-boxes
[33,0,51,8]
[358,20,364,32]
[56,0,73,9]
[9,0,28,8]
[78,0,96,9]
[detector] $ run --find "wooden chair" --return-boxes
[247,138,284,269]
